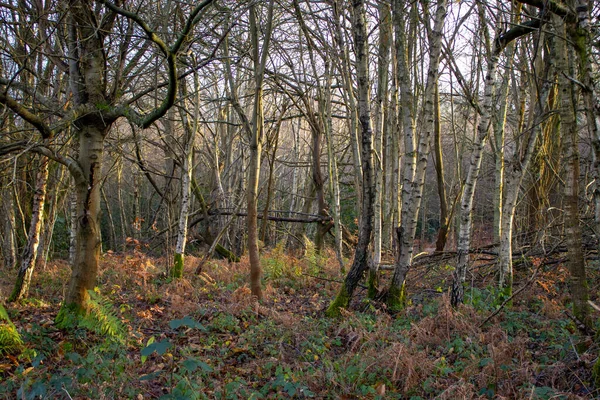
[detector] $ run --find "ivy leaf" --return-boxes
[141,338,171,358]
[181,358,213,373]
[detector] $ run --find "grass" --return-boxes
[0,248,598,399]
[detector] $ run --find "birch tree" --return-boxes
[172,70,201,279]
[9,156,49,301]
[369,0,392,297]
[388,0,447,309]
[450,5,542,306]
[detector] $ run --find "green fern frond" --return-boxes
[0,304,24,356]
[79,290,127,342]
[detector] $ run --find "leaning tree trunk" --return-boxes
[451,12,499,306]
[9,156,49,301]
[326,0,374,317]
[332,0,362,213]
[498,36,553,296]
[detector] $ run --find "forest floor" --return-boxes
[1,244,599,399]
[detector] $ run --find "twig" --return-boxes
[588,300,600,312]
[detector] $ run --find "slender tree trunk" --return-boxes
[2,188,17,270]
[260,117,282,244]
[247,1,275,300]
[451,9,500,306]
[388,0,446,308]
[498,33,552,296]
[554,13,591,330]
[9,156,49,301]
[324,61,345,271]
[287,119,301,249]
[172,73,200,279]
[573,0,600,282]
[369,0,392,297]
[433,83,449,252]
[332,0,362,213]
[327,0,374,316]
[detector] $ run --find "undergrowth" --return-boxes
[0,250,598,399]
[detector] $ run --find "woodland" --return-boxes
[1,0,600,398]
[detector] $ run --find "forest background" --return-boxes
[1,0,600,398]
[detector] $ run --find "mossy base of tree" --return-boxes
[171,253,184,278]
[55,302,87,330]
[387,283,406,311]
[0,304,23,356]
[367,270,378,299]
[326,283,350,317]
[55,290,125,341]
[8,275,25,303]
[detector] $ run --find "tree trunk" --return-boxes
[451,7,500,306]
[327,0,374,316]
[554,13,591,330]
[388,0,446,308]
[324,61,345,271]
[433,83,449,252]
[498,33,552,296]
[1,188,17,270]
[332,0,362,214]
[247,1,275,300]
[9,156,49,301]
[57,125,107,324]
[369,0,392,298]
[172,73,200,279]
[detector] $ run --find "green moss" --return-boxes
[367,270,378,300]
[387,282,406,311]
[55,302,86,329]
[55,290,125,341]
[171,253,184,279]
[0,304,23,356]
[593,356,600,388]
[8,274,26,303]
[326,283,350,317]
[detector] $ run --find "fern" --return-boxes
[0,304,23,356]
[78,289,127,342]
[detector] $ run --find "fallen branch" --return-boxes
[479,263,543,328]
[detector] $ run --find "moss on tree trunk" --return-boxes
[326,283,350,317]
[171,253,184,278]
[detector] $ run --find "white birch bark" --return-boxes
[9,156,49,301]
[389,0,447,306]
[369,0,392,295]
[172,72,200,278]
[324,61,345,271]
[331,0,362,212]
